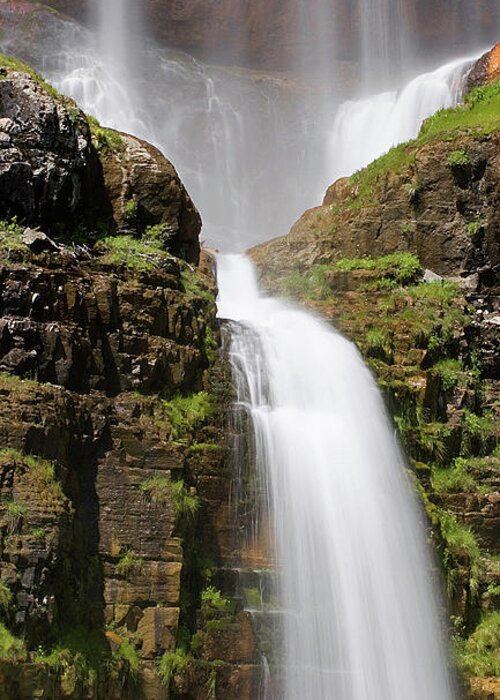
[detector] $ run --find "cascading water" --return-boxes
[3,2,494,698]
[327,55,475,181]
[217,255,456,699]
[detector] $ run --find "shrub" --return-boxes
[200,586,235,622]
[158,649,190,688]
[114,638,140,680]
[97,235,167,273]
[116,550,143,579]
[448,149,470,167]
[162,392,212,440]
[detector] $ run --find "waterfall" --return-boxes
[359,0,409,87]
[217,255,456,699]
[327,55,475,182]
[4,4,491,697]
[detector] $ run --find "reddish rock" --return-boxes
[466,43,500,93]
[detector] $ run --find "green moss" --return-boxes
[347,143,416,208]
[454,611,500,677]
[200,587,235,622]
[34,627,124,690]
[203,325,218,364]
[0,218,28,256]
[462,409,497,456]
[97,235,169,273]
[439,509,481,597]
[115,550,143,579]
[123,199,138,223]
[0,622,26,662]
[180,266,215,305]
[114,638,140,680]
[466,221,482,237]
[0,581,12,611]
[144,223,174,249]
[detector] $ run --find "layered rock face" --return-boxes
[0,58,200,264]
[251,66,500,700]
[0,62,262,699]
[43,0,500,73]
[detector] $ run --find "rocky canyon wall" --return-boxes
[41,0,500,73]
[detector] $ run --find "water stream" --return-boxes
[217,255,457,699]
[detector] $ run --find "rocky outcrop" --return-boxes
[0,58,201,264]
[98,132,201,264]
[251,127,500,287]
[0,60,261,699]
[466,44,500,93]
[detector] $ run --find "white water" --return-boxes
[328,55,475,181]
[218,255,455,699]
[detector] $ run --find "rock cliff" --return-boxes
[251,67,500,700]
[0,59,261,699]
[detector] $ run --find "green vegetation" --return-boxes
[157,648,191,688]
[180,265,215,305]
[0,448,65,502]
[282,253,421,302]
[432,458,477,494]
[329,82,500,212]
[432,358,463,391]
[462,409,497,456]
[439,509,481,597]
[203,325,218,364]
[123,199,138,223]
[115,550,143,579]
[454,612,500,677]
[466,221,482,237]
[34,627,138,689]
[419,82,500,142]
[447,149,470,167]
[162,391,213,441]
[87,115,125,154]
[200,586,235,622]
[0,581,12,611]
[115,638,140,680]
[0,218,27,256]
[334,252,421,285]
[144,223,174,249]
[140,474,199,522]
[0,622,26,662]
[97,235,168,273]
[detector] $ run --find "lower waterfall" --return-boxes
[217,254,456,700]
